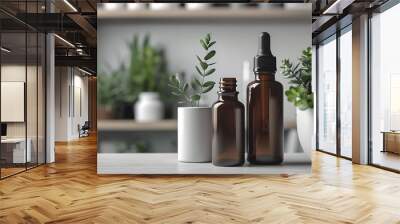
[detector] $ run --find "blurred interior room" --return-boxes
[0,0,400,223]
[0,0,97,179]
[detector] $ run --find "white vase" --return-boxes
[296,108,314,156]
[178,107,212,162]
[134,92,164,122]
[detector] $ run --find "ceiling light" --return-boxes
[78,67,92,76]
[54,34,75,48]
[1,47,11,53]
[63,0,78,12]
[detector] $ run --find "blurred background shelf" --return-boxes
[98,119,177,131]
[97,8,310,20]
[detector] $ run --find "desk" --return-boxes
[1,138,31,163]
[382,131,400,154]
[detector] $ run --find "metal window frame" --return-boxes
[0,0,47,180]
[315,20,353,161]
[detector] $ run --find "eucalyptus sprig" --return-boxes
[169,33,217,106]
[281,47,313,110]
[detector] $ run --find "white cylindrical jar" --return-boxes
[134,92,164,122]
[178,107,212,162]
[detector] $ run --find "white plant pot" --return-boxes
[296,108,314,156]
[178,107,212,162]
[134,92,164,122]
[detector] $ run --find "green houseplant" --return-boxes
[98,65,132,119]
[130,35,168,122]
[281,47,313,155]
[168,33,216,106]
[281,47,312,110]
[169,33,217,162]
[98,34,169,119]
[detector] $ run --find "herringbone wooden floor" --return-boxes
[1,135,400,224]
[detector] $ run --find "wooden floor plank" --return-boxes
[0,134,399,223]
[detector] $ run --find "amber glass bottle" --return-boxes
[247,32,283,164]
[212,78,245,167]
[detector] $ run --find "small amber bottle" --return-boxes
[212,78,245,167]
[247,32,284,165]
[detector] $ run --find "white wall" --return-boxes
[98,14,311,125]
[55,67,89,141]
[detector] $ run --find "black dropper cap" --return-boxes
[254,32,276,74]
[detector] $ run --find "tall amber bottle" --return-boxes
[212,78,245,167]
[247,32,283,164]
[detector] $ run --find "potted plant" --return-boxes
[281,47,313,156]
[129,35,168,122]
[98,34,169,120]
[98,65,134,119]
[168,33,217,162]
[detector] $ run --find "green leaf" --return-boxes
[191,94,200,101]
[205,33,211,44]
[203,81,215,87]
[196,55,203,63]
[200,61,208,70]
[200,39,208,50]
[191,80,199,90]
[183,83,189,92]
[167,83,180,90]
[168,76,180,90]
[208,62,216,66]
[207,41,216,49]
[195,66,203,76]
[204,50,216,60]
[202,85,214,93]
[204,68,216,76]
[194,78,202,87]
[171,91,181,96]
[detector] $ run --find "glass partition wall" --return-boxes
[317,35,337,155]
[339,27,352,159]
[0,2,46,179]
[316,26,353,159]
[370,2,400,171]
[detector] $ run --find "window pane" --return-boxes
[318,37,337,154]
[1,31,28,177]
[371,3,400,171]
[340,29,352,158]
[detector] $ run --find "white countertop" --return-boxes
[98,119,177,131]
[97,153,311,175]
